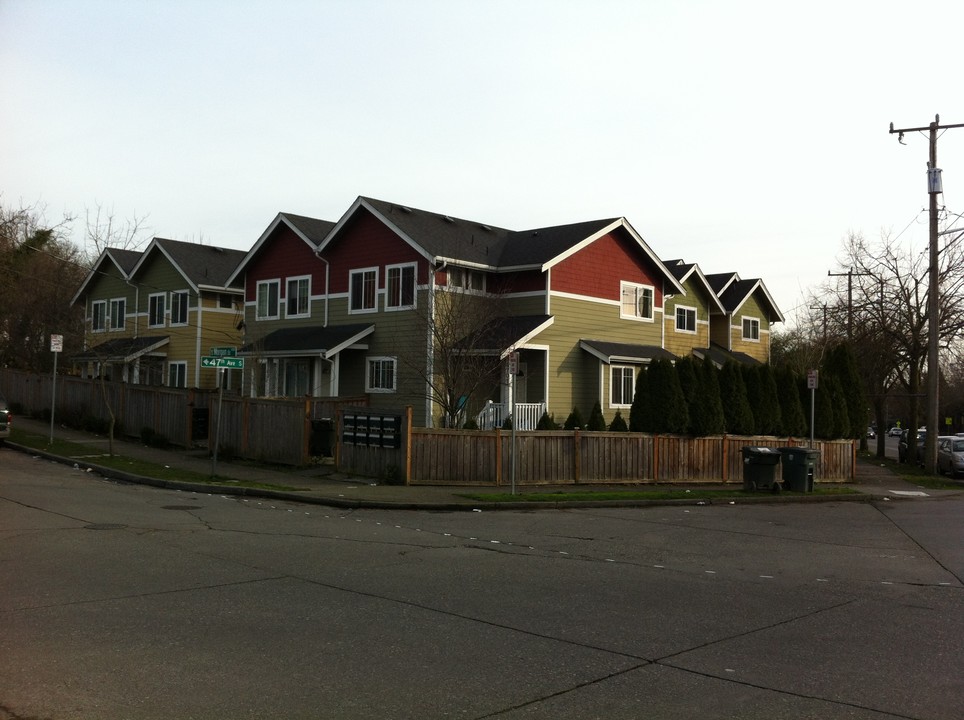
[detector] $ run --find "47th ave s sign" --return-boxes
[201,356,244,369]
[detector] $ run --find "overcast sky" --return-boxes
[3,0,964,328]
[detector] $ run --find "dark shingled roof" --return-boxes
[459,315,553,353]
[579,340,677,364]
[110,248,142,274]
[692,343,761,368]
[73,336,169,363]
[152,238,247,288]
[240,324,374,358]
[281,213,337,246]
[359,197,619,270]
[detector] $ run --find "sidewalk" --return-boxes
[8,417,956,511]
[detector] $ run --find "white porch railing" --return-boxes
[476,401,546,430]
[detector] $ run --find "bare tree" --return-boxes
[396,282,513,428]
[818,230,964,464]
[83,202,150,263]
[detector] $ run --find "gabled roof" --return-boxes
[662,259,726,314]
[704,271,740,296]
[72,335,169,363]
[130,237,246,292]
[238,323,374,360]
[716,278,784,323]
[70,247,144,306]
[319,196,685,294]
[579,340,677,364]
[226,212,337,287]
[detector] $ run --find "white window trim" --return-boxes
[366,356,397,393]
[610,365,635,408]
[109,298,126,332]
[285,275,311,318]
[675,305,697,334]
[349,267,379,315]
[619,281,655,322]
[741,315,761,342]
[167,361,187,388]
[385,263,417,311]
[256,279,281,321]
[91,300,107,333]
[169,289,190,327]
[148,292,166,328]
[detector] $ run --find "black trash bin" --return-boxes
[310,418,334,457]
[741,446,783,492]
[779,447,819,492]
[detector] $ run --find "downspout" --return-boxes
[312,248,330,328]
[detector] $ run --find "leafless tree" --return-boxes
[83,202,150,263]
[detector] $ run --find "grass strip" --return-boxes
[10,428,306,492]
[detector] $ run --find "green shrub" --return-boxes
[609,410,628,432]
[537,411,559,430]
[586,401,607,431]
[563,407,585,430]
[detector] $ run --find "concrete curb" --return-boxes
[10,440,886,512]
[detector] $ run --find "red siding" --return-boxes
[325,210,427,293]
[551,229,663,303]
[499,269,546,294]
[244,225,326,302]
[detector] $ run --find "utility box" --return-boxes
[779,447,820,492]
[741,446,783,492]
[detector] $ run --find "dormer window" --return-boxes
[742,316,760,341]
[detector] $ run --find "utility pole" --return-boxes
[889,115,964,473]
[827,268,872,340]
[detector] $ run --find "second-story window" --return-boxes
[675,306,696,333]
[148,293,166,327]
[92,300,107,332]
[109,298,126,331]
[256,280,280,320]
[170,291,189,326]
[286,277,310,317]
[350,268,377,313]
[742,317,760,341]
[620,282,654,321]
[386,264,415,310]
[448,267,484,292]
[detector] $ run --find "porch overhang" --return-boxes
[579,339,677,365]
[459,315,554,359]
[692,343,761,368]
[73,336,170,364]
[239,324,375,360]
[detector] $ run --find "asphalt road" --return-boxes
[1,449,962,720]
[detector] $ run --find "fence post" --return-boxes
[302,398,311,465]
[494,428,502,486]
[404,405,413,485]
[722,434,728,483]
[653,434,659,482]
[573,428,580,484]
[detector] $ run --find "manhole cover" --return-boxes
[84,523,127,530]
[161,505,203,511]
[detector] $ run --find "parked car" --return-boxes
[888,426,903,437]
[898,429,926,464]
[0,394,11,445]
[867,426,876,439]
[937,436,964,478]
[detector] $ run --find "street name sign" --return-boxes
[210,346,237,357]
[201,356,244,369]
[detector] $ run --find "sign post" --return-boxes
[201,355,244,476]
[50,334,63,443]
[807,369,819,448]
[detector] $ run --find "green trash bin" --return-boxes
[741,446,783,492]
[779,447,819,492]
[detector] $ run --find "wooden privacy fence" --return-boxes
[336,409,856,486]
[0,369,367,466]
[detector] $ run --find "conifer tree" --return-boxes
[648,358,689,433]
[774,364,807,436]
[586,401,607,431]
[629,365,651,431]
[691,358,726,435]
[719,362,755,435]
[609,410,628,432]
[563,406,585,430]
